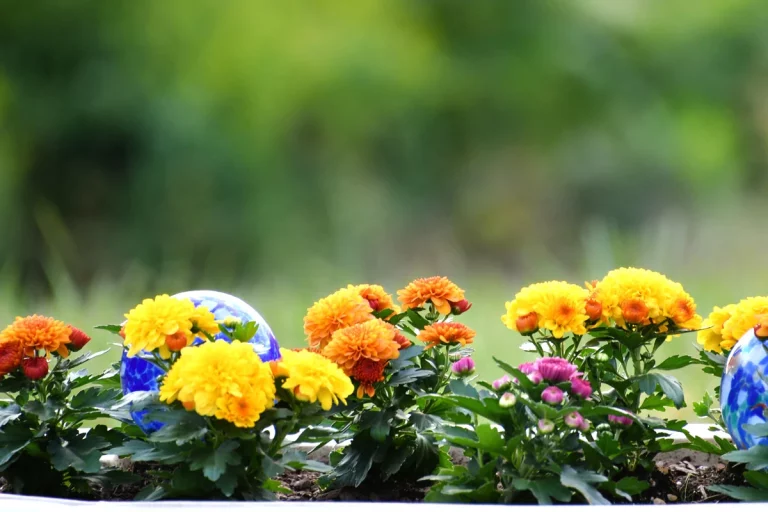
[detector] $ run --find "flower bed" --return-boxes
[1,268,767,504]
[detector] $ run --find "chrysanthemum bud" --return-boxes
[516,312,539,335]
[578,419,591,432]
[118,325,126,339]
[22,357,49,380]
[595,352,609,362]
[528,371,543,385]
[68,326,91,351]
[538,419,555,434]
[541,386,564,405]
[585,299,602,322]
[221,316,242,327]
[165,332,189,352]
[621,299,649,324]
[492,375,512,391]
[564,411,585,429]
[367,298,381,311]
[451,299,473,315]
[499,392,517,408]
[393,331,412,349]
[451,357,475,377]
[608,414,633,427]
[570,376,592,399]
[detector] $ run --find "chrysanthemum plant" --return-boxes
[693,298,768,430]
[426,268,723,504]
[103,295,354,500]
[0,316,130,497]
[301,280,476,489]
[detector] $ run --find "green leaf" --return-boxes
[95,324,123,335]
[215,468,239,496]
[615,476,649,496]
[389,344,423,370]
[48,434,111,473]
[148,413,209,445]
[560,466,610,505]
[636,373,685,408]
[0,403,21,427]
[410,412,441,430]
[388,367,434,385]
[743,423,768,438]
[134,485,167,501]
[380,445,414,480]
[324,435,381,488]
[71,387,122,410]
[373,308,395,320]
[723,445,768,470]
[0,422,33,468]
[745,470,768,490]
[359,410,393,442]
[190,439,242,482]
[693,392,714,417]
[65,348,111,369]
[449,378,479,399]
[654,355,698,371]
[709,484,768,502]
[405,309,430,330]
[23,399,58,421]
[475,424,505,455]
[512,477,572,504]
[640,395,675,412]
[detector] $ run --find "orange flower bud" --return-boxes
[182,401,196,411]
[165,332,188,352]
[585,299,603,322]
[621,299,649,324]
[756,316,768,340]
[68,326,91,351]
[516,312,539,334]
[118,326,126,339]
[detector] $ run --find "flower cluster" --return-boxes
[501,281,591,338]
[0,315,91,380]
[159,340,275,428]
[123,294,220,359]
[505,356,593,402]
[271,348,354,410]
[418,322,476,350]
[589,267,702,331]
[697,296,768,353]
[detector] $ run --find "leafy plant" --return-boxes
[0,321,131,497]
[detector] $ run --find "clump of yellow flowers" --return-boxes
[697,296,768,354]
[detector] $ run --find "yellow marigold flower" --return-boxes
[123,295,219,359]
[273,349,354,410]
[304,288,373,351]
[322,319,400,374]
[417,322,476,350]
[502,281,590,338]
[398,276,465,315]
[159,340,275,428]
[0,315,72,358]
[700,297,768,353]
[349,284,400,317]
[591,267,701,331]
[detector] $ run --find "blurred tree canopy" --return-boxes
[0,0,767,294]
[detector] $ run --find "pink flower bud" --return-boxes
[499,392,517,408]
[528,371,542,385]
[492,375,512,391]
[541,386,564,404]
[451,299,473,315]
[564,411,585,429]
[570,376,592,399]
[578,418,591,432]
[538,419,555,434]
[534,357,578,383]
[451,356,475,377]
[608,414,633,427]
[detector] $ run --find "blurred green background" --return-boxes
[2,0,768,419]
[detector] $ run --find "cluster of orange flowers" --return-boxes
[0,315,91,381]
[303,277,474,398]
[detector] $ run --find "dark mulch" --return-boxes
[276,470,427,502]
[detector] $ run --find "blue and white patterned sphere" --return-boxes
[721,329,768,449]
[119,290,281,432]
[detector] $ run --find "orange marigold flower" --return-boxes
[322,319,400,375]
[515,312,539,335]
[352,358,388,398]
[0,338,23,377]
[585,298,603,322]
[304,287,373,351]
[398,276,465,315]
[621,299,650,325]
[418,322,476,350]
[0,315,73,358]
[669,297,696,326]
[393,330,412,349]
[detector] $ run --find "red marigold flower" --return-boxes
[0,339,23,377]
[515,312,539,335]
[22,357,49,380]
[68,326,92,351]
[352,358,388,399]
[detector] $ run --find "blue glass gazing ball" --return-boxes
[119,290,281,433]
[721,329,768,449]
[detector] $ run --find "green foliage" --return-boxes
[0,350,129,497]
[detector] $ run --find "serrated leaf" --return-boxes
[23,399,58,421]
[359,410,392,442]
[640,394,675,412]
[0,403,21,427]
[405,309,430,330]
[512,477,572,504]
[636,373,685,408]
[560,466,610,505]
[709,484,768,501]
[95,324,123,335]
[615,476,649,496]
[388,367,434,385]
[215,468,239,496]
[48,434,111,473]
[449,378,479,399]
[71,387,122,410]
[723,444,768,470]
[190,439,242,482]
[655,355,698,371]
